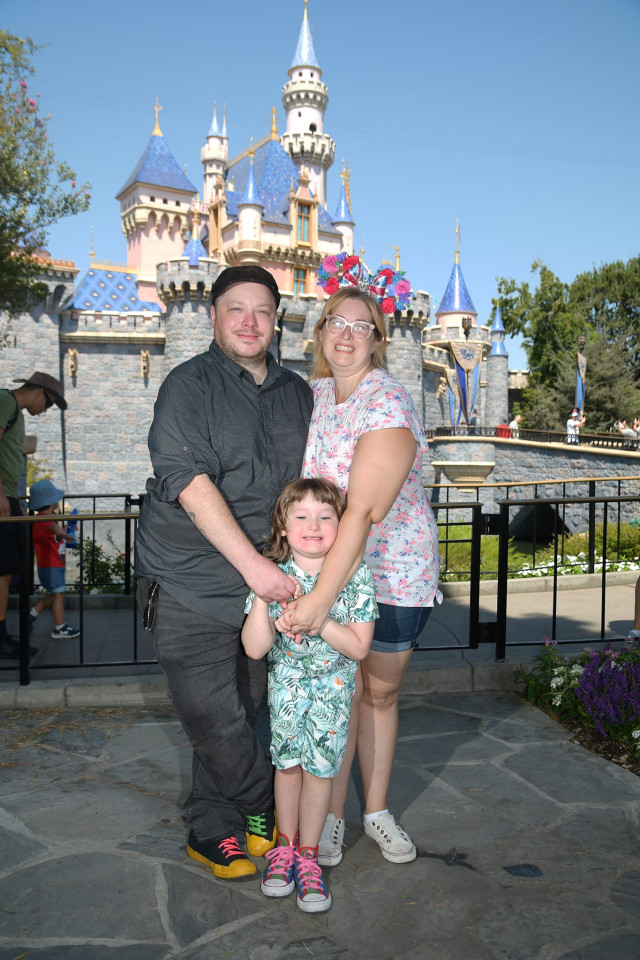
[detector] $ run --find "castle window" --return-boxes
[297,203,311,244]
[163,198,168,204]
[294,268,306,297]
[309,123,317,132]
[150,196,155,202]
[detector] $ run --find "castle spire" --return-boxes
[291,0,320,69]
[208,101,220,137]
[152,97,163,137]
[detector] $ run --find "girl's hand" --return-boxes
[283,592,332,638]
[274,601,301,641]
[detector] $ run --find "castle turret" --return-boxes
[385,248,428,420]
[157,205,219,372]
[236,147,264,264]
[485,303,509,425]
[201,102,228,211]
[116,101,197,304]
[435,247,478,339]
[332,162,354,253]
[281,0,335,207]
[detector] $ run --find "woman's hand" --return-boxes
[277,591,332,638]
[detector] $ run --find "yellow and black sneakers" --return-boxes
[246,808,277,857]
[186,831,257,881]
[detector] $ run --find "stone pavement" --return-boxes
[0,575,639,959]
[1,692,640,960]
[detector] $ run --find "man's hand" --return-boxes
[245,554,301,604]
[0,492,10,518]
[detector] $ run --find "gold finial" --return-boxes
[271,106,278,140]
[89,225,95,264]
[394,245,401,272]
[341,158,351,212]
[455,218,460,264]
[359,234,365,258]
[192,194,200,234]
[380,242,392,267]
[249,136,254,162]
[152,97,163,136]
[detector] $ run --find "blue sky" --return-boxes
[5,0,639,370]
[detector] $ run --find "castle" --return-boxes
[2,1,513,495]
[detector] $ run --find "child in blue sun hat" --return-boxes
[28,479,80,640]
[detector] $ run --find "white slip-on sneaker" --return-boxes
[318,814,345,866]
[363,812,416,863]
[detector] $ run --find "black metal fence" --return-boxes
[2,487,639,685]
[432,424,640,452]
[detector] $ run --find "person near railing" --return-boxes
[135,266,314,883]
[566,408,585,443]
[276,260,441,869]
[509,413,522,438]
[28,479,80,640]
[0,371,67,660]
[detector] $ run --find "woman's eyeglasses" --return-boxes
[42,390,54,409]
[325,315,376,340]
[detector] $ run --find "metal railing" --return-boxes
[2,488,639,683]
[432,425,640,452]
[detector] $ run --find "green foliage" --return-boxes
[536,522,640,566]
[438,524,526,580]
[0,31,91,316]
[76,534,130,593]
[26,456,52,487]
[495,257,640,430]
[516,638,640,747]
[515,641,587,720]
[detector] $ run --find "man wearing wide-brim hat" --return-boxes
[0,371,66,659]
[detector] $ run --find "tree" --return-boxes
[496,257,640,430]
[0,31,91,317]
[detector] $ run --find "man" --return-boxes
[135,265,313,882]
[0,371,67,658]
[566,408,585,443]
[509,413,522,438]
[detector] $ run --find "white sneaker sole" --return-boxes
[317,849,343,867]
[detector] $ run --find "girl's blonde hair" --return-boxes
[264,478,346,563]
[309,287,388,379]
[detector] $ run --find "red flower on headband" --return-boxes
[379,268,394,283]
[381,297,396,314]
[343,255,360,270]
[324,277,339,294]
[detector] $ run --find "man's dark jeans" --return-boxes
[137,577,272,843]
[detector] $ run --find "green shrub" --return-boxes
[75,533,130,593]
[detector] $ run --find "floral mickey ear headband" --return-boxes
[316,253,412,315]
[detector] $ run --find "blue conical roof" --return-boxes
[183,234,209,267]
[239,159,261,206]
[290,2,319,68]
[208,102,220,137]
[333,182,353,223]
[116,134,197,197]
[437,257,477,316]
[489,302,508,356]
[491,303,505,332]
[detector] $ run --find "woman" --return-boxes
[278,257,440,866]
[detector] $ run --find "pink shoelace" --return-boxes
[219,836,244,859]
[264,843,295,879]
[295,851,325,895]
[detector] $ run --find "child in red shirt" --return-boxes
[29,479,80,639]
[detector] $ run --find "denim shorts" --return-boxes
[370,603,432,653]
[38,566,66,594]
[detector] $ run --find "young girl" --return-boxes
[242,478,377,913]
[29,478,80,639]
